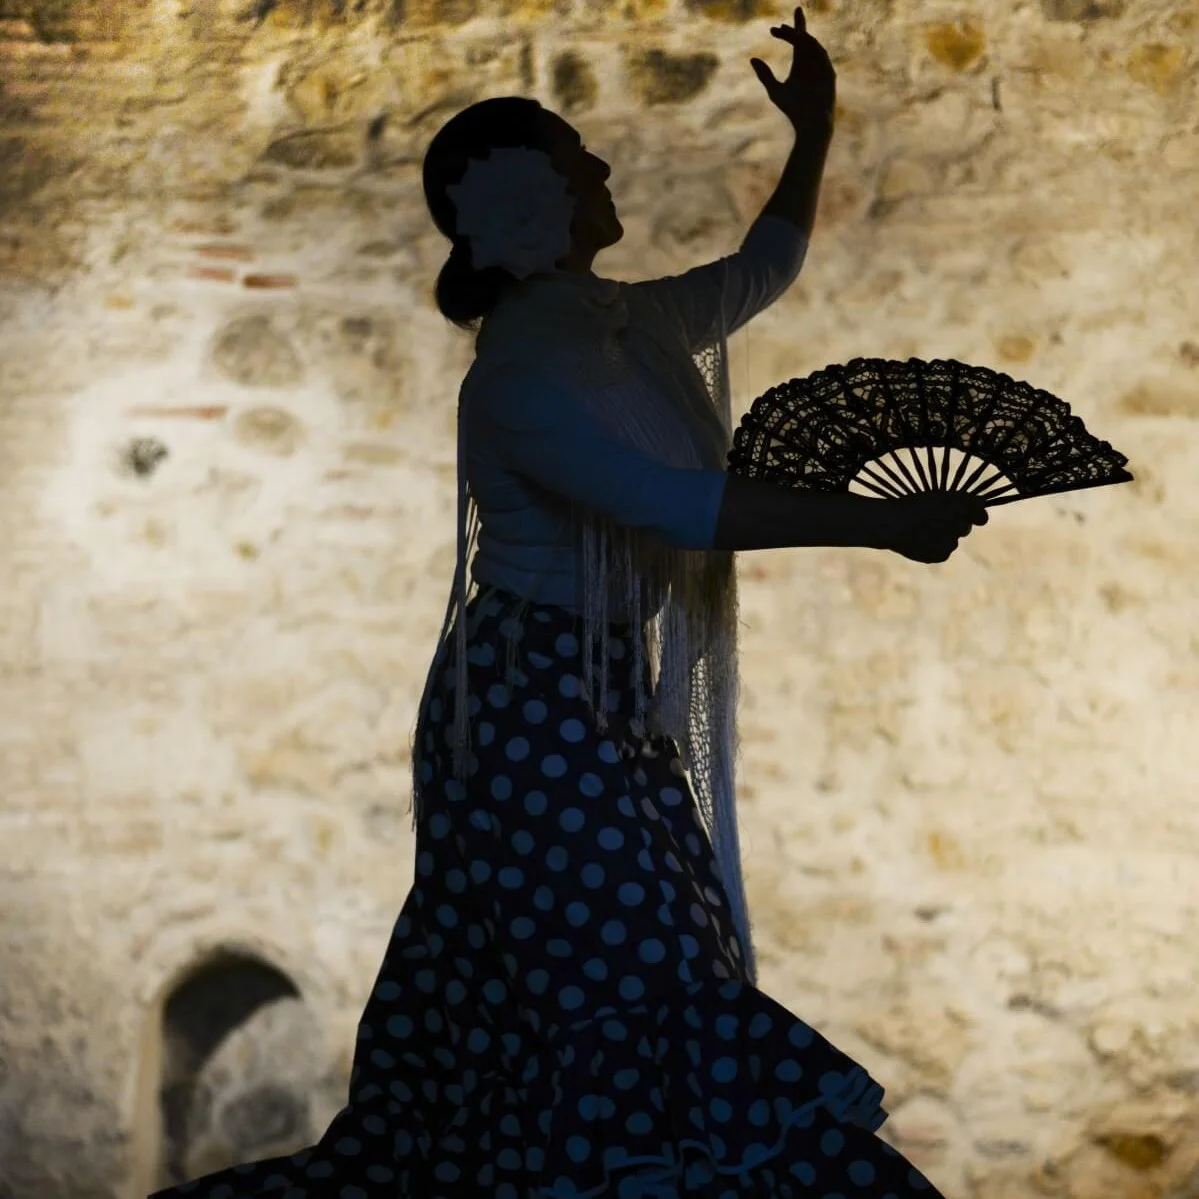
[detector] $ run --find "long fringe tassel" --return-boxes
[451,494,484,784]
[576,522,757,985]
[408,402,482,834]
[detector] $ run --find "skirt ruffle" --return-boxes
[151,588,944,1199]
[162,977,933,1199]
[489,977,931,1199]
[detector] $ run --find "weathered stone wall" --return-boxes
[0,0,1196,1196]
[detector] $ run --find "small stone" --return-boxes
[233,406,306,456]
[263,131,359,171]
[1040,0,1127,20]
[1092,1131,1170,1172]
[220,1082,307,1149]
[924,20,987,72]
[1089,1018,1135,1057]
[628,48,720,107]
[212,315,304,388]
[551,50,598,114]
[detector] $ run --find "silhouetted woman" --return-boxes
[150,9,983,1197]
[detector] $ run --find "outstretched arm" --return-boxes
[472,364,729,552]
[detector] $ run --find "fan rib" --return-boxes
[956,455,998,494]
[953,361,1012,492]
[856,462,908,499]
[938,360,959,492]
[949,450,983,493]
[965,468,1009,496]
[981,472,1131,506]
[881,446,924,494]
[909,359,940,490]
[975,481,1020,503]
[856,475,904,500]
[901,446,933,492]
[868,453,915,496]
[870,361,933,492]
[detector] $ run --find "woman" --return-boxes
[151,8,985,1198]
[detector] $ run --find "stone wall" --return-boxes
[0,0,1196,1195]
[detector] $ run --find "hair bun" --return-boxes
[424,96,544,330]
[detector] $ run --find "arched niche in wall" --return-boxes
[151,947,325,1191]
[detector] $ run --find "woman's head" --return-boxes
[423,97,623,332]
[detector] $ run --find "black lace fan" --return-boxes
[726,357,1133,506]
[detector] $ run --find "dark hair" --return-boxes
[423,96,556,334]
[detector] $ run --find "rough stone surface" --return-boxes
[0,0,1196,1196]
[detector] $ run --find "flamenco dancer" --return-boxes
[152,8,990,1198]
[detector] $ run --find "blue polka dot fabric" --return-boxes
[148,588,945,1199]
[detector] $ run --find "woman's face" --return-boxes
[539,111,623,273]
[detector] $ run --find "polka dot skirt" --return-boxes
[149,588,945,1199]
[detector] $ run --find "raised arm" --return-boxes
[627,123,831,351]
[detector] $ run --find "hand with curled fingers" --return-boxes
[878,492,990,564]
[750,5,837,137]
